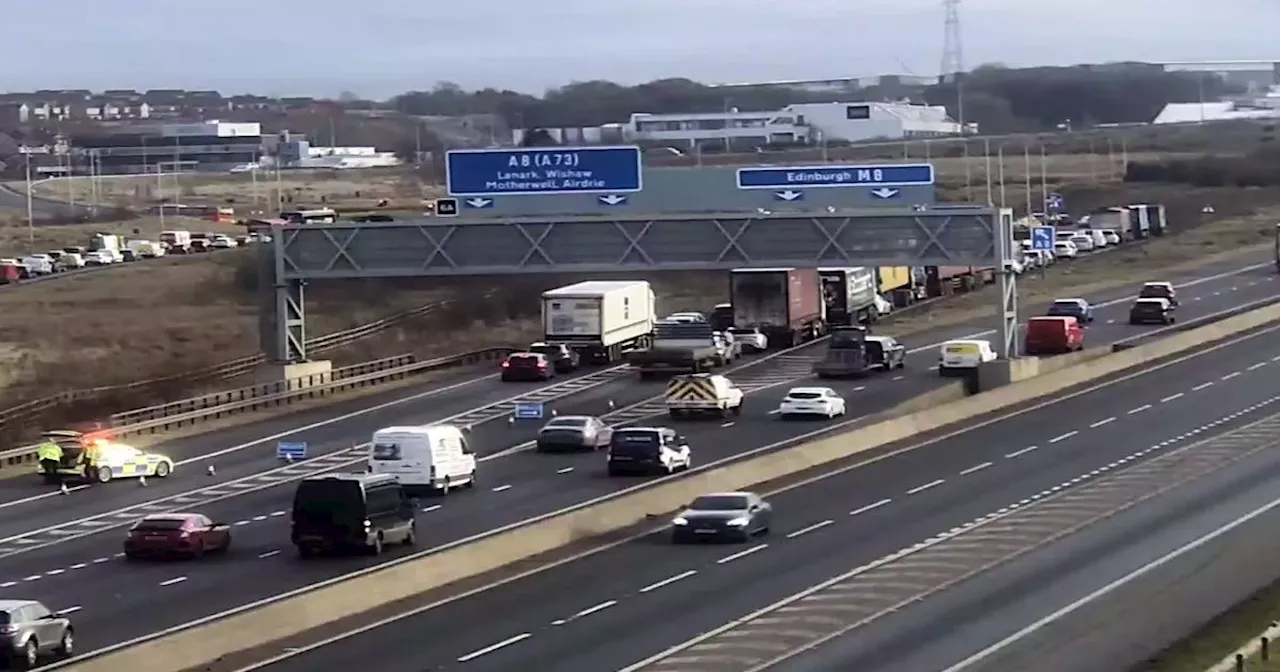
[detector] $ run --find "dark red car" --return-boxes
[123,513,231,560]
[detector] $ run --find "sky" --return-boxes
[4,0,1278,99]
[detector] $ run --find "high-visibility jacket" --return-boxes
[36,442,62,462]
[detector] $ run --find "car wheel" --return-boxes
[213,538,230,555]
[191,543,205,560]
[55,630,73,657]
[95,468,112,484]
[14,638,37,669]
[404,523,417,546]
[155,462,171,478]
[370,534,384,556]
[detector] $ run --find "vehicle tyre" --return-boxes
[465,470,477,488]
[191,543,205,560]
[212,539,230,555]
[13,638,37,669]
[607,466,620,477]
[896,359,906,370]
[732,403,742,417]
[95,467,111,484]
[440,478,451,496]
[370,534,384,556]
[665,462,675,475]
[1129,319,1139,325]
[55,630,73,657]
[155,462,171,478]
[1168,316,1175,323]
[404,523,417,546]
[297,545,315,559]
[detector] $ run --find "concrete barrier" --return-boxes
[59,301,1280,672]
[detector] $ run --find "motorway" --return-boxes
[253,318,1280,672]
[0,258,1273,659]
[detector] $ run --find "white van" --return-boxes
[368,425,477,494]
[938,339,998,376]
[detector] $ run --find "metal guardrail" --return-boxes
[0,346,518,470]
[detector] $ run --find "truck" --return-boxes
[922,266,994,298]
[818,267,880,327]
[159,230,192,254]
[812,326,870,378]
[541,280,656,364]
[1082,206,1135,239]
[625,321,727,378]
[729,268,824,348]
[88,233,123,262]
[1128,203,1168,237]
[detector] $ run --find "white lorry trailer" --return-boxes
[541,280,656,364]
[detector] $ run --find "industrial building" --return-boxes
[68,120,263,174]
[623,101,966,150]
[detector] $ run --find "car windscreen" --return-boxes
[787,391,823,400]
[293,481,363,523]
[830,330,865,349]
[610,431,660,456]
[689,495,749,511]
[133,518,185,531]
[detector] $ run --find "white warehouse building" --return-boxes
[624,101,966,148]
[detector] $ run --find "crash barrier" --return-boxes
[0,296,465,444]
[54,300,1280,672]
[0,347,517,477]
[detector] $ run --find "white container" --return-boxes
[541,280,656,361]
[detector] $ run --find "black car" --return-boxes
[291,473,416,557]
[500,352,555,381]
[864,336,906,370]
[526,342,579,373]
[1129,298,1175,325]
[672,491,772,543]
[1046,299,1094,323]
[606,427,691,476]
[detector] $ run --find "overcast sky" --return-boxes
[4,0,1276,98]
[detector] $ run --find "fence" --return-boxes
[0,346,518,473]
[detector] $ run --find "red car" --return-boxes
[123,513,231,560]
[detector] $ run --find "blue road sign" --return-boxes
[513,402,545,420]
[773,189,804,202]
[1046,192,1065,211]
[1031,226,1056,251]
[736,163,934,190]
[446,146,643,197]
[276,441,307,460]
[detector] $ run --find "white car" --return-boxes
[1069,234,1095,252]
[209,235,238,249]
[1099,229,1122,245]
[1053,240,1078,259]
[83,251,115,265]
[777,387,846,420]
[726,327,768,353]
[665,312,707,323]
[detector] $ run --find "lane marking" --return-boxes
[55,606,81,615]
[960,462,993,475]
[158,576,187,587]
[1161,393,1185,403]
[1089,417,1116,428]
[1191,382,1214,392]
[491,485,512,493]
[1048,431,1078,443]
[1222,371,1242,380]
[639,570,697,593]
[1128,404,1152,414]
[850,499,891,516]
[717,544,768,564]
[257,550,280,559]
[786,520,834,538]
[556,467,574,474]
[571,600,617,619]
[1005,445,1039,458]
[1248,362,1267,371]
[456,633,532,662]
[906,479,945,495]
[421,505,441,513]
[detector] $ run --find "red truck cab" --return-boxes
[1024,316,1084,355]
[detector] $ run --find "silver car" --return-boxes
[0,599,74,668]
[534,415,611,453]
[672,491,772,543]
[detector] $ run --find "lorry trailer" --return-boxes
[541,280,656,364]
[729,267,825,348]
[819,267,880,327]
[625,321,726,378]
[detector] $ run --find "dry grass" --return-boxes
[1136,580,1280,672]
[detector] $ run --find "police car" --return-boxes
[84,440,174,483]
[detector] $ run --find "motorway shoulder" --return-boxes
[50,322,1280,668]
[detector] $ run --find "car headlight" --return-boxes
[727,517,750,526]
[672,517,689,526]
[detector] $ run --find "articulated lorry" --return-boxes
[819,267,880,327]
[1128,203,1168,238]
[541,280,656,364]
[729,268,825,348]
[625,321,728,378]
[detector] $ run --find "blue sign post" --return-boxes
[276,441,308,461]
[736,163,935,190]
[1046,192,1065,212]
[513,402,545,420]
[446,146,644,198]
[1031,226,1056,251]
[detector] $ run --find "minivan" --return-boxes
[1024,316,1084,355]
[368,425,476,495]
[290,473,417,557]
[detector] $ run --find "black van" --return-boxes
[290,473,417,558]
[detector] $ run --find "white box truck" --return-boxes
[541,280,656,364]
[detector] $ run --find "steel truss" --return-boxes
[275,210,1002,278]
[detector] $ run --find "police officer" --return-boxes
[36,440,63,484]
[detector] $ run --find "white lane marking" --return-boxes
[960,462,993,475]
[1222,371,1242,380]
[55,606,81,615]
[421,505,441,513]
[158,576,187,587]
[853,386,867,391]
[45,569,63,576]
[251,515,267,522]
[456,633,532,662]
[1161,393,1185,403]
[891,376,905,381]
[906,479,945,495]
[556,467,574,474]
[1005,445,1039,458]
[69,563,86,570]
[1048,431,1078,443]
[1248,362,1267,371]
[850,499,891,516]
[720,422,735,428]
[21,576,39,582]
[0,581,15,588]
[1089,417,1116,428]
[639,570,697,593]
[92,557,109,564]
[269,511,286,517]
[233,520,251,526]
[571,600,617,619]
[1128,404,1152,414]
[786,520,834,538]
[491,485,512,493]
[258,550,280,559]
[717,544,768,564]
[1191,382,1214,392]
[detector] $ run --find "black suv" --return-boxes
[1129,298,1175,325]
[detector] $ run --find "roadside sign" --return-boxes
[434,198,458,216]
[736,163,934,190]
[276,441,307,460]
[1031,226,1056,251]
[513,402,545,420]
[446,146,643,197]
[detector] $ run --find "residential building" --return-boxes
[624,100,965,149]
[66,120,263,174]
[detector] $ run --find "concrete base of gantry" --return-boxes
[256,360,333,391]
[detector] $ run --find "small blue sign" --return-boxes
[1046,192,1065,212]
[597,194,628,206]
[276,441,307,460]
[513,402,545,420]
[869,187,900,199]
[446,146,643,197]
[463,197,494,209]
[1031,226,1056,251]
[774,189,804,202]
[736,163,934,190]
